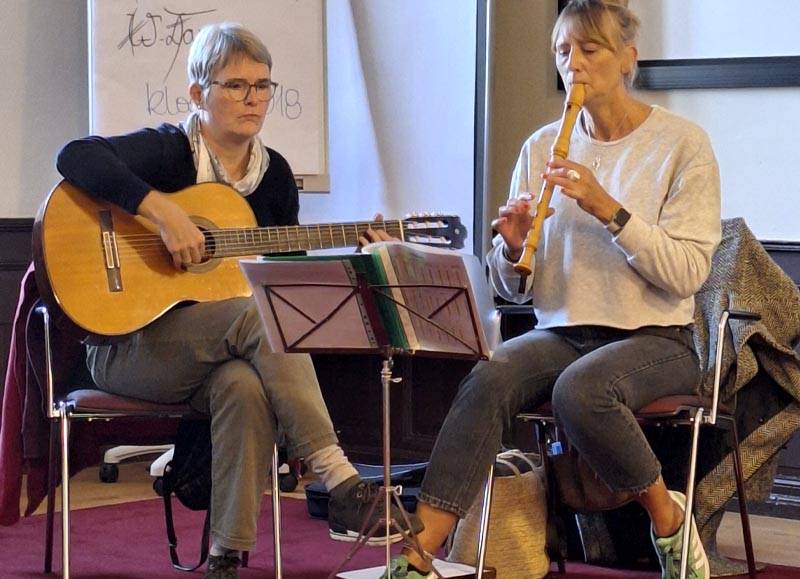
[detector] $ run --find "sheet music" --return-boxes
[364,242,495,360]
[241,244,496,359]
[239,259,380,353]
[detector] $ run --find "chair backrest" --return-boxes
[25,300,93,407]
[24,302,183,488]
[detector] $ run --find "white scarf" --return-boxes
[179,111,270,197]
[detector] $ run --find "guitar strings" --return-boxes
[106,220,414,259]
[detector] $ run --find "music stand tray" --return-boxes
[240,241,499,579]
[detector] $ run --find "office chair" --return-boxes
[28,304,285,579]
[473,308,759,579]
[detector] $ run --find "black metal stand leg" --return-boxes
[327,355,443,579]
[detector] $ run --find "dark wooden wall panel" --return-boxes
[0,219,33,413]
[1,219,799,515]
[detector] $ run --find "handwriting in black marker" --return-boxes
[267,85,303,120]
[162,8,216,82]
[118,6,216,82]
[119,10,161,53]
[146,82,193,116]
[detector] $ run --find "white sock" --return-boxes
[305,444,359,491]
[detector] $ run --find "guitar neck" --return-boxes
[208,219,405,258]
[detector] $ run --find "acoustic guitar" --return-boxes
[33,180,467,338]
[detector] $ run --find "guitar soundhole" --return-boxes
[184,218,220,274]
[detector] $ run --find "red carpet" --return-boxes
[0,497,795,578]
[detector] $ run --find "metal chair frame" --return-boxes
[475,309,759,579]
[34,305,284,579]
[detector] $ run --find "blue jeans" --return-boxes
[418,324,700,518]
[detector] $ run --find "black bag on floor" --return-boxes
[159,418,213,572]
[304,462,426,519]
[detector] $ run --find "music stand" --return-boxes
[240,242,499,579]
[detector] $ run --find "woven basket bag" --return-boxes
[447,450,550,579]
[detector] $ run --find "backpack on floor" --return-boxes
[159,418,213,572]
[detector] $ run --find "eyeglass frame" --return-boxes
[208,78,279,102]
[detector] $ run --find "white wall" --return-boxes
[301,0,477,252]
[0,0,477,253]
[0,0,88,218]
[2,0,798,246]
[486,0,800,243]
[630,0,800,241]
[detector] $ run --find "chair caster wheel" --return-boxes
[99,463,119,483]
[279,473,299,493]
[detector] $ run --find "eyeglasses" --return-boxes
[209,79,279,102]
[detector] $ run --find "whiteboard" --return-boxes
[88,0,328,190]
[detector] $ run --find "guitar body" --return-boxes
[33,180,466,338]
[34,181,256,337]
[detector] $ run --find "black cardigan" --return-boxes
[56,122,300,228]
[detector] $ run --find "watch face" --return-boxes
[615,208,631,228]
[607,208,631,234]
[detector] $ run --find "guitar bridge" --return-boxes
[99,210,123,292]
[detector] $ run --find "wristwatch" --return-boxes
[605,207,631,235]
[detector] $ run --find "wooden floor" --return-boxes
[27,460,800,569]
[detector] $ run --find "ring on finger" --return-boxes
[566,169,581,182]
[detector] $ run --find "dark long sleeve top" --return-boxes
[56,122,300,228]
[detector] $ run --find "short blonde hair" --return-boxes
[188,22,273,87]
[551,0,640,87]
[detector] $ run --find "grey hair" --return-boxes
[187,22,273,88]
[551,0,641,88]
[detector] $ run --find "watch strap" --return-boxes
[606,207,631,234]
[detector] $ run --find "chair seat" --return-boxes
[636,395,733,417]
[518,395,733,422]
[67,389,198,416]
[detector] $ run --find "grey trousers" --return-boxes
[87,297,339,551]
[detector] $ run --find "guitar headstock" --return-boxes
[402,214,467,249]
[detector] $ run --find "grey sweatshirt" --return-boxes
[488,105,721,330]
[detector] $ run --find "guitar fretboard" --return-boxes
[207,220,406,258]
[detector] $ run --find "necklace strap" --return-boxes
[583,109,630,142]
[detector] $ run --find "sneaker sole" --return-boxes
[328,528,405,546]
[669,490,711,579]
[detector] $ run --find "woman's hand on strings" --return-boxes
[137,191,206,269]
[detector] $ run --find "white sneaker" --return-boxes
[651,490,710,579]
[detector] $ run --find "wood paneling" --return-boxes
[0,219,33,409]
[2,218,799,515]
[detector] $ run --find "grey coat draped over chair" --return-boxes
[693,218,800,574]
